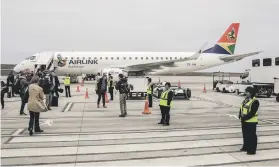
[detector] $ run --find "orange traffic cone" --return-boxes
[142,96,151,114]
[105,92,109,103]
[84,88,89,99]
[76,85,80,92]
[203,84,207,93]
[178,80,181,87]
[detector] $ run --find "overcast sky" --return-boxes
[1,0,279,72]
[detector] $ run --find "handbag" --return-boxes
[36,100,48,112]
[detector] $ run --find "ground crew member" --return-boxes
[158,82,173,126]
[64,74,71,98]
[239,87,259,155]
[108,74,114,100]
[147,78,153,108]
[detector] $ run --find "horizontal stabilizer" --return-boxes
[219,51,263,62]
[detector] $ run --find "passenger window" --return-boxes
[71,57,74,60]
[180,57,182,59]
[65,57,68,60]
[77,57,80,60]
[175,57,177,60]
[156,57,159,60]
[161,57,163,60]
[141,57,143,60]
[151,57,154,60]
[129,57,132,60]
[263,58,272,66]
[105,57,108,60]
[166,57,168,60]
[146,57,148,60]
[117,57,119,60]
[124,57,126,60]
[135,57,138,60]
[275,57,279,66]
[170,57,172,60]
[111,57,113,60]
[252,59,260,67]
[83,57,85,59]
[100,57,102,60]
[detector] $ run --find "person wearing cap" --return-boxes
[147,78,153,108]
[239,87,260,155]
[115,73,129,117]
[158,82,173,126]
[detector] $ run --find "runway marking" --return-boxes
[11,129,24,136]
[226,114,239,120]
[64,103,73,112]
[40,120,53,127]
[260,120,277,125]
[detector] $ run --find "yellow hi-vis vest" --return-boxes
[240,97,258,123]
[64,76,71,85]
[107,79,114,87]
[159,90,173,107]
[147,84,152,94]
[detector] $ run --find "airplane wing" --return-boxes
[110,42,208,70]
[219,51,263,62]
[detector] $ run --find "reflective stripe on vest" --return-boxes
[64,77,71,85]
[159,90,172,107]
[240,97,258,123]
[147,85,152,94]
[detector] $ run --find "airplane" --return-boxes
[13,22,262,77]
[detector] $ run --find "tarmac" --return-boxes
[1,76,279,166]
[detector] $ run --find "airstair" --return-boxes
[33,52,56,74]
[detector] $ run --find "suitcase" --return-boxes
[51,96,58,107]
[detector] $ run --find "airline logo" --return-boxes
[69,59,98,65]
[57,54,67,67]
[227,27,236,42]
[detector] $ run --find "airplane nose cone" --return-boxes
[13,64,22,73]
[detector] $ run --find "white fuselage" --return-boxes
[14,52,226,76]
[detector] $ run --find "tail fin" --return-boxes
[203,22,240,55]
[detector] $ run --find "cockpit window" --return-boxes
[30,56,36,60]
[25,57,30,60]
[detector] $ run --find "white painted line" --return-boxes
[11,129,24,136]
[64,103,73,112]
[260,120,277,125]
[226,114,239,120]
[40,120,53,127]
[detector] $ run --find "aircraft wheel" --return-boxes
[276,95,279,102]
[216,87,220,92]
[186,89,191,99]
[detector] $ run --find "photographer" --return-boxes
[115,74,129,117]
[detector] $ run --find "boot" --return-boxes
[103,105,107,108]
[97,104,100,108]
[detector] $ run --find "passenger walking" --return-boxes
[7,71,15,97]
[158,82,173,126]
[19,73,30,115]
[108,74,114,100]
[53,74,60,97]
[115,74,129,117]
[96,73,107,108]
[39,71,53,110]
[239,87,259,155]
[147,78,153,108]
[63,74,71,98]
[27,76,46,136]
[1,81,8,109]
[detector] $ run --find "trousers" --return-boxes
[119,93,127,115]
[1,91,4,108]
[97,92,106,106]
[28,111,41,131]
[242,122,258,153]
[65,86,71,97]
[45,93,53,109]
[160,106,170,124]
[109,87,114,100]
[148,94,152,107]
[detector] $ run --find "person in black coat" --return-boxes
[7,71,15,97]
[96,73,107,108]
[239,87,260,155]
[1,81,8,109]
